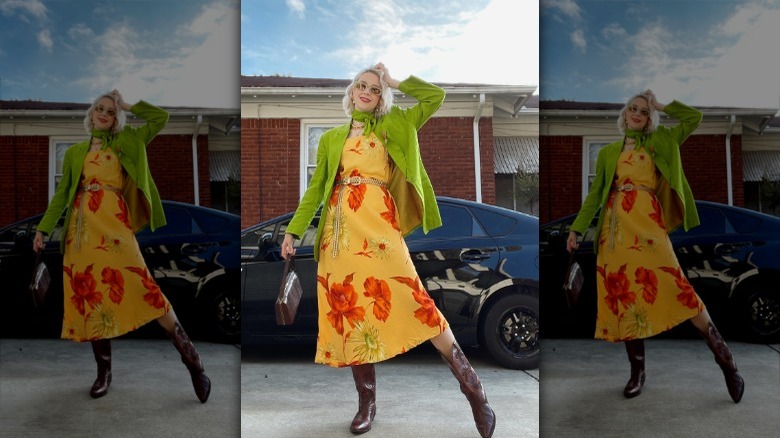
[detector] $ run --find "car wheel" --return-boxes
[480,292,539,370]
[201,286,241,343]
[740,287,780,343]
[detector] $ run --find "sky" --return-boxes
[540,0,780,109]
[241,0,540,88]
[0,0,239,108]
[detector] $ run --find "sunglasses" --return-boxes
[94,104,117,117]
[354,81,382,96]
[627,104,650,117]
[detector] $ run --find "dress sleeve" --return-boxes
[571,146,607,235]
[396,76,446,130]
[127,100,170,145]
[37,146,73,234]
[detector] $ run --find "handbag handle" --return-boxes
[282,254,295,279]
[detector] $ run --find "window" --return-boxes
[300,121,342,197]
[582,138,613,201]
[49,137,82,198]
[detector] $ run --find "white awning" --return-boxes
[209,150,240,182]
[494,136,539,174]
[743,151,780,182]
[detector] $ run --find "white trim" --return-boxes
[581,136,614,202]
[299,119,344,199]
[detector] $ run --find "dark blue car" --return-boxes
[0,201,240,342]
[241,197,540,369]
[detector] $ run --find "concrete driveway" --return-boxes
[241,343,539,438]
[540,338,780,437]
[0,338,241,438]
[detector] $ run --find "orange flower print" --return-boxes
[659,266,700,309]
[354,239,373,258]
[85,177,104,213]
[380,189,400,232]
[64,264,103,316]
[125,266,167,309]
[101,267,125,304]
[318,273,366,335]
[634,267,658,304]
[363,276,392,322]
[649,196,665,230]
[392,276,441,328]
[346,170,367,211]
[597,263,636,316]
[348,139,363,155]
[620,178,637,213]
[116,198,132,229]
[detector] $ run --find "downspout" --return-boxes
[473,93,485,203]
[725,114,735,206]
[192,115,203,206]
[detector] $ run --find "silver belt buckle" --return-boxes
[621,183,634,191]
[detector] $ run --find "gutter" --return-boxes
[473,93,485,203]
[192,114,203,206]
[725,114,735,206]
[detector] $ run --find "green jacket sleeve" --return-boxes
[396,76,446,129]
[286,129,331,238]
[37,147,74,235]
[660,100,702,146]
[571,145,608,235]
[128,100,169,145]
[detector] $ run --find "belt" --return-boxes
[607,183,654,251]
[74,183,122,251]
[330,176,388,258]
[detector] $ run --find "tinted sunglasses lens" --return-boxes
[370,86,381,95]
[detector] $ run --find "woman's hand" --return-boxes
[566,231,579,254]
[643,89,666,112]
[110,89,132,111]
[374,62,400,89]
[281,233,296,260]
[33,231,45,253]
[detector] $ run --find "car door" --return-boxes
[241,214,320,343]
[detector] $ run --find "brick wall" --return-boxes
[1,134,211,226]
[242,116,496,227]
[539,134,744,224]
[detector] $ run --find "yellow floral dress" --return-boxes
[61,148,171,341]
[595,149,703,342]
[314,133,448,367]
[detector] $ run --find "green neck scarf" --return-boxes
[624,129,648,150]
[351,110,377,137]
[91,129,117,153]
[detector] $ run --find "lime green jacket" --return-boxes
[287,75,445,261]
[571,100,702,253]
[38,101,168,252]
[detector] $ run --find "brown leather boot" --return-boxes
[440,342,496,438]
[168,321,211,403]
[89,339,112,398]
[700,322,744,403]
[349,364,376,434]
[623,339,645,398]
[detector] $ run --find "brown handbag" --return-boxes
[562,253,584,308]
[275,255,303,325]
[29,252,50,308]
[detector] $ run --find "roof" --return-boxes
[209,150,240,182]
[0,100,237,114]
[743,151,780,182]
[494,136,539,174]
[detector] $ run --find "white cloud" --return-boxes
[75,1,239,108]
[541,0,581,22]
[68,23,94,39]
[286,0,305,18]
[331,0,538,87]
[37,28,52,52]
[0,0,47,20]
[571,29,586,51]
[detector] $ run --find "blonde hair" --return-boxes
[83,93,126,135]
[617,94,659,134]
[342,67,394,118]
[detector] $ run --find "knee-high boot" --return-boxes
[439,342,496,438]
[623,339,645,398]
[168,321,211,403]
[349,364,376,434]
[89,339,112,398]
[700,322,744,403]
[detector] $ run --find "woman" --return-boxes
[566,90,744,402]
[32,90,210,403]
[280,63,496,437]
